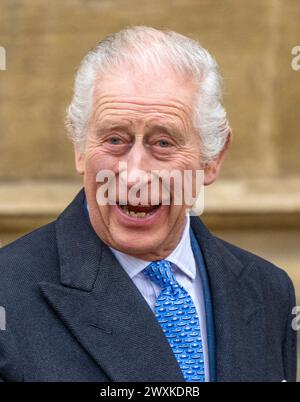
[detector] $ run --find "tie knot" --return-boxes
[143,260,177,290]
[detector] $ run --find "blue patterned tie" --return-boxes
[143,260,205,382]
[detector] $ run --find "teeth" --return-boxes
[129,211,146,218]
[136,212,146,217]
[120,205,154,218]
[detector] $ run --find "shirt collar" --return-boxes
[110,214,196,281]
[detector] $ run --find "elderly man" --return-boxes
[0,26,296,382]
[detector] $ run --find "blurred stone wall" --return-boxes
[0,0,300,379]
[0,0,300,180]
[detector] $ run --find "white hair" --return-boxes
[66,26,230,162]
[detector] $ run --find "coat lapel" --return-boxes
[38,188,267,382]
[39,190,184,382]
[191,217,267,382]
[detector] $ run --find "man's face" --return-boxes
[76,67,204,260]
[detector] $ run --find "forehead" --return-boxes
[92,67,196,118]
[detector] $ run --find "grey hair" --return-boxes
[66,26,230,162]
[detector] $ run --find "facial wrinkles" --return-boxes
[90,94,193,134]
[86,87,201,186]
[86,97,201,171]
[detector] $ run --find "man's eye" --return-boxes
[108,137,123,145]
[158,140,171,148]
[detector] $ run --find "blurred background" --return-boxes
[0,0,299,380]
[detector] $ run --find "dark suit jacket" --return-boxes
[0,189,297,382]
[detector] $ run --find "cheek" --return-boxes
[84,150,119,218]
[167,151,202,205]
[168,150,201,172]
[85,148,118,177]
[83,151,114,211]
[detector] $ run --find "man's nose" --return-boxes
[125,142,151,183]
[117,142,152,200]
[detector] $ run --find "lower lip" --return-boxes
[112,204,167,227]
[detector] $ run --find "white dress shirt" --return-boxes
[110,215,210,381]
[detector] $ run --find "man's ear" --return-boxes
[74,148,85,175]
[204,130,232,185]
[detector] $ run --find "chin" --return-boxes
[90,203,184,258]
[110,230,164,258]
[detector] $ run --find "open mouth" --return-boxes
[117,203,161,218]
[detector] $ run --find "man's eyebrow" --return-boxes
[96,123,132,134]
[145,124,184,140]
